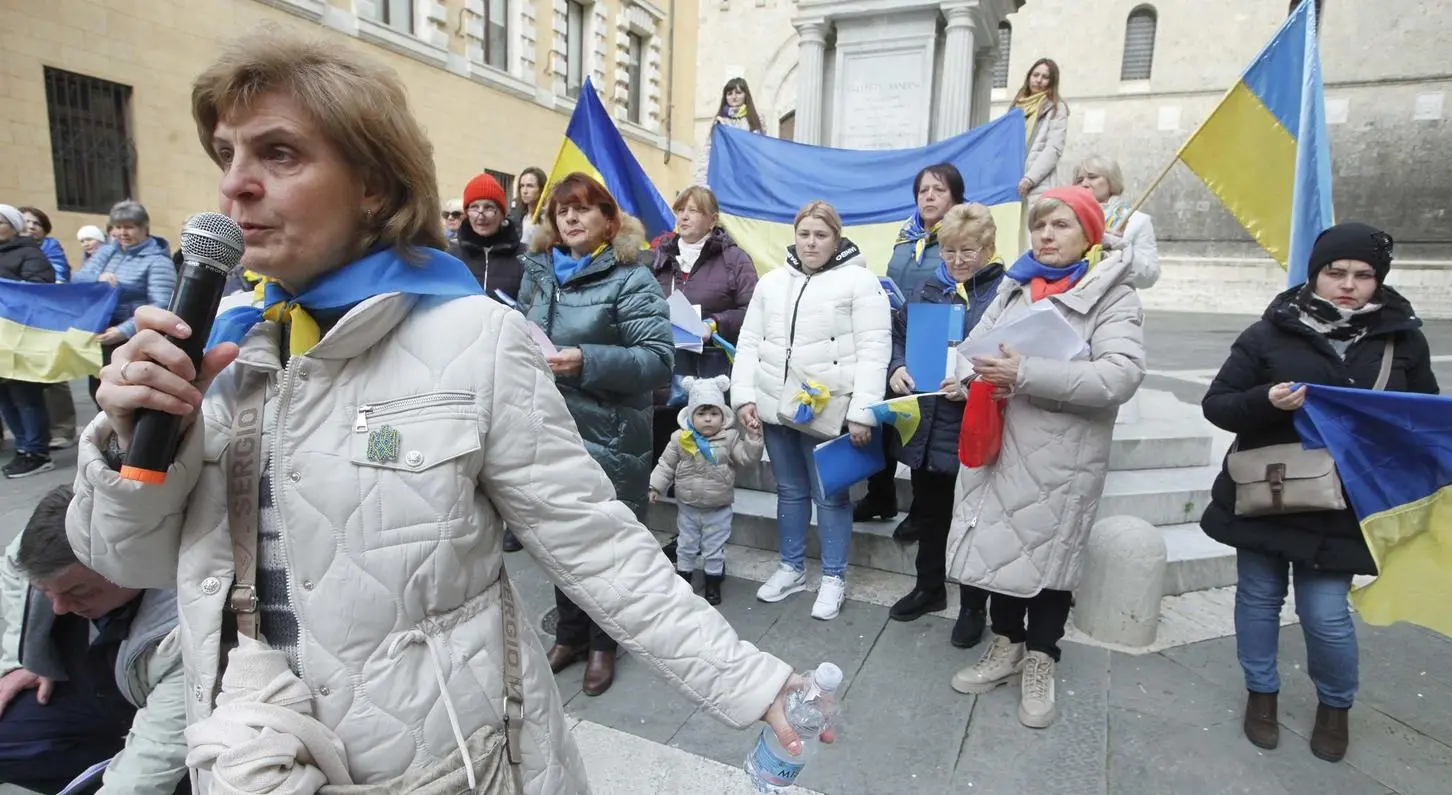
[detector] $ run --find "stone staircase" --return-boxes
[646,389,1237,596]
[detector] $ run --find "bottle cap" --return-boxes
[813,662,843,692]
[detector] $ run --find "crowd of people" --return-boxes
[0,36,1440,793]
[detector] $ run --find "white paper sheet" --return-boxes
[668,289,708,352]
[956,302,1087,371]
[524,320,558,357]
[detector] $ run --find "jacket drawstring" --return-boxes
[388,629,477,794]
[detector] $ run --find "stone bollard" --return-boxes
[1073,515,1167,647]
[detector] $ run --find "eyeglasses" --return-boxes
[940,248,983,264]
[467,204,502,217]
[443,211,463,220]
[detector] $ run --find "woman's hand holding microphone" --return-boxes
[96,306,240,451]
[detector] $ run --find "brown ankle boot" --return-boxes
[1310,703,1350,762]
[582,650,616,696]
[1243,691,1280,749]
[546,643,588,674]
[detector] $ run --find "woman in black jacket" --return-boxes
[1200,222,1439,764]
[0,204,59,478]
[449,172,525,300]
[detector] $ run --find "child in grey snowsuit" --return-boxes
[649,375,763,605]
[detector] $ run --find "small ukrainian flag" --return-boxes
[870,396,923,447]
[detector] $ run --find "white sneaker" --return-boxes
[1018,651,1058,728]
[756,564,807,603]
[951,635,1026,694]
[810,575,847,620]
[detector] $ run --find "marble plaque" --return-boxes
[834,49,929,150]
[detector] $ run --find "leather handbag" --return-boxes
[1226,339,1393,517]
[226,373,525,793]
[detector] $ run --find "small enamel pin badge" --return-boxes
[367,425,402,464]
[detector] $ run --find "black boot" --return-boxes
[890,586,947,621]
[703,573,724,605]
[951,585,988,648]
[678,569,695,589]
[662,538,678,563]
[853,498,898,522]
[501,528,523,553]
[891,514,920,543]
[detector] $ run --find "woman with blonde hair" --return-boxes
[732,200,891,621]
[884,203,1005,646]
[1072,154,1160,289]
[70,30,822,792]
[1009,58,1069,204]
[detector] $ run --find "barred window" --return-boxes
[485,169,514,203]
[1120,6,1157,81]
[483,0,508,70]
[626,32,645,124]
[991,22,1012,89]
[44,68,135,214]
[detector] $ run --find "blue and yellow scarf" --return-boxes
[1005,250,1090,290]
[934,256,1005,305]
[207,247,483,357]
[894,212,941,265]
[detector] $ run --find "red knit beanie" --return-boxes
[463,173,507,211]
[1041,186,1105,246]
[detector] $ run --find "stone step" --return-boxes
[648,480,1232,596]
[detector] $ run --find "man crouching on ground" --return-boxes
[0,485,187,794]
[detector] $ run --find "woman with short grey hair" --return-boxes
[1072,154,1159,290]
[72,200,176,404]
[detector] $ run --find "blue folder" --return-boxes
[880,277,906,310]
[905,302,966,391]
[812,428,886,498]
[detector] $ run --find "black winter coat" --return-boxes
[886,262,1006,474]
[0,236,56,283]
[1199,286,1440,574]
[448,218,525,301]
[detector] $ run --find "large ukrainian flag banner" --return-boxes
[707,110,1026,276]
[1178,0,1333,286]
[1295,385,1452,636]
[540,77,676,240]
[0,281,118,383]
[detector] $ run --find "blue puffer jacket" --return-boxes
[73,236,175,337]
[885,235,945,307]
[887,261,1006,474]
[516,216,674,518]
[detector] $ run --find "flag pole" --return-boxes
[1115,155,1181,233]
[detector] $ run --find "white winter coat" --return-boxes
[1024,101,1070,202]
[1106,198,1160,290]
[730,241,892,429]
[67,293,792,793]
[945,249,1147,597]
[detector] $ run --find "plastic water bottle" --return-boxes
[744,662,843,792]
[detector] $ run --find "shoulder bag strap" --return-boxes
[498,565,525,768]
[226,373,267,640]
[1373,338,1396,391]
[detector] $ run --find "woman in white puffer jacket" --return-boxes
[731,200,891,621]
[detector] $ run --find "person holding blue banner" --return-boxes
[884,203,1006,642]
[1198,222,1439,763]
[732,200,891,621]
[0,203,58,479]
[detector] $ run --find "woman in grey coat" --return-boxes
[516,172,674,697]
[944,186,1145,730]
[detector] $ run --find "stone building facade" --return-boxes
[3,0,698,267]
[695,0,1452,316]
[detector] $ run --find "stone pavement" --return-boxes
[1,313,1449,794]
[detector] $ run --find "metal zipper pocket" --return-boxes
[354,390,475,433]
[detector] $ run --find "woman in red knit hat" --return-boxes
[942,185,1147,729]
[449,172,526,303]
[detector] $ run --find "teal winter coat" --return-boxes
[516,216,674,517]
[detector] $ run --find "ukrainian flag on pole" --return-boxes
[1179,0,1333,286]
[539,77,676,240]
[1295,385,1452,636]
[870,396,923,446]
[0,281,118,382]
[707,110,1026,275]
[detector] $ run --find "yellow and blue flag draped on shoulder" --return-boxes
[1295,385,1452,636]
[869,396,923,446]
[0,281,118,382]
[706,110,1026,275]
[1178,0,1333,287]
[539,77,676,240]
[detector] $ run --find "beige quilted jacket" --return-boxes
[67,293,792,793]
[945,249,1146,597]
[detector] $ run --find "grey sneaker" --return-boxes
[756,563,807,603]
[1018,651,1058,728]
[951,635,1025,694]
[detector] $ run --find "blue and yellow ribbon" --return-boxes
[791,380,831,425]
[677,425,718,464]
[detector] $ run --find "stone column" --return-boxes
[971,48,996,127]
[794,19,829,146]
[933,5,977,141]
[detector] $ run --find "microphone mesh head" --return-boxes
[179,212,245,272]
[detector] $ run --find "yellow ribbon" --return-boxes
[1086,243,1105,269]
[914,222,941,264]
[254,276,322,357]
[791,381,832,424]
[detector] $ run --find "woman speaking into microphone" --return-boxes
[68,30,816,792]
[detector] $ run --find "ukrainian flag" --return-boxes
[1295,385,1452,636]
[1178,0,1333,286]
[870,395,923,447]
[540,77,676,240]
[707,110,1026,276]
[0,281,118,382]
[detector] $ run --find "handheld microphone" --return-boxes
[120,212,245,484]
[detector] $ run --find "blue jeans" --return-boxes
[1235,549,1358,708]
[763,423,852,578]
[0,381,50,455]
